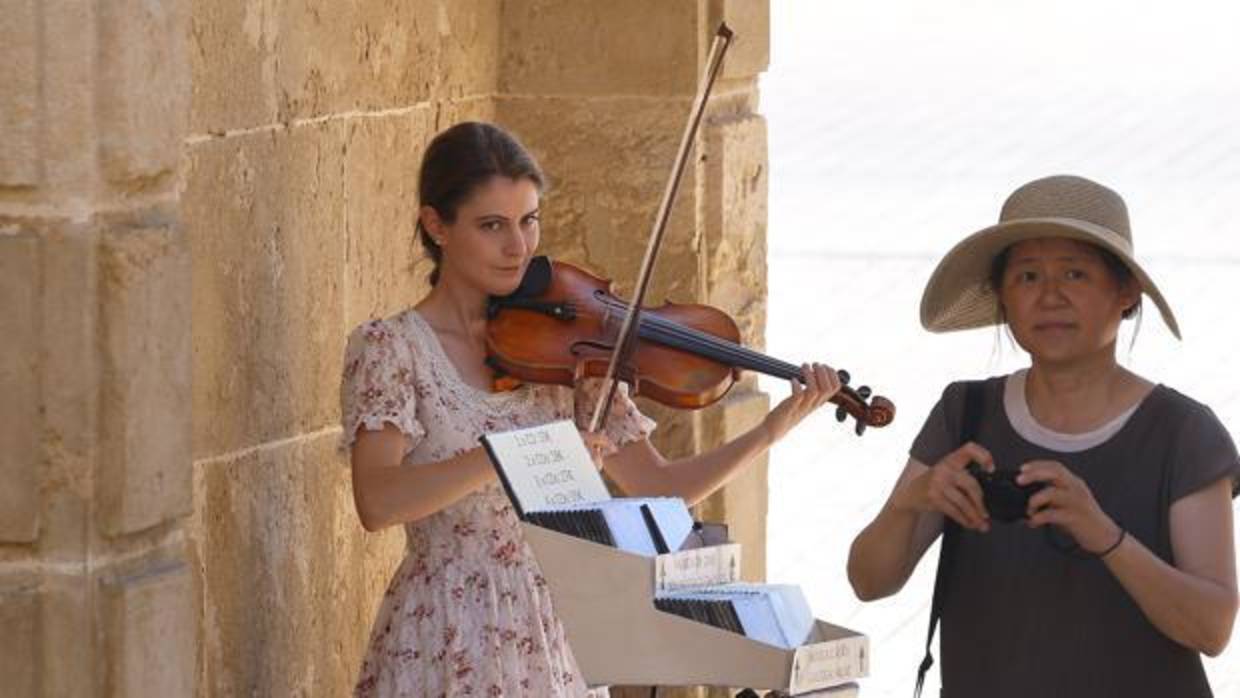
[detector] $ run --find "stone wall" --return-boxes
[1,0,769,695]
[187,1,500,693]
[0,0,195,695]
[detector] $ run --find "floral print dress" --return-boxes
[340,309,655,697]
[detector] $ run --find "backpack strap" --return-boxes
[915,381,985,698]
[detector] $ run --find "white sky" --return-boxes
[761,2,1240,695]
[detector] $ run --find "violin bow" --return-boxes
[588,22,735,433]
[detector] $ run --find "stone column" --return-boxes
[0,0,195,695]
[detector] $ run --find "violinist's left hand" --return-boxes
[761,363,842,445]
[1019,460,1121,554]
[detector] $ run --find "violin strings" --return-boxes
[591,298,770,369]
[642,321,797,377]
[595,297,798,376]
[636,317,868,409]
[569,299,867,413]
[593,297,803,379]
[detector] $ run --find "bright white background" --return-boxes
[760,2,1240,696]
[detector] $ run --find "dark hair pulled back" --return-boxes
[416,122,544,285]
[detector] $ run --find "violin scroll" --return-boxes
[827,369,895,436]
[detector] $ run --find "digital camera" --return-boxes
[966,462,1046,523]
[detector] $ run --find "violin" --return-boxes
[486,256,895,435]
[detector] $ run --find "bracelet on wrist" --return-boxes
[1095,527,1126,559]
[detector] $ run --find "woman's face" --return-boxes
[425,175,541,296]
[998,237,1140,364]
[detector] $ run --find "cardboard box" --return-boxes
[523,523,869,694]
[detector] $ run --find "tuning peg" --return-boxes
[835,405,848,423]
[855,421,867,437]
[837,369,851,385]
[858,385,872,399]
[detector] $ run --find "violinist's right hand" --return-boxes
[580,429,617,466]
[893,442,995,533]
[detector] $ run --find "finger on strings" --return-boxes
[812,363,839,403]
[823,365,842,398]
[800,363,817,393]
[789,365,807,396]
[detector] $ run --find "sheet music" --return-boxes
[481,420,610,513]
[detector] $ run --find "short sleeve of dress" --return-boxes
[338,318,427,457]
[573,378,657,448]
[1169,402,1240,501]
[910,381,965,468]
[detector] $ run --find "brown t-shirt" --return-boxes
[911,376,1240,698]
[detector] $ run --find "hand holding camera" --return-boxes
[966,461,1047,523]
[1015,459,1124,556]
[896,442,995,532]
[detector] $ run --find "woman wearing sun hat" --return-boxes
[847,175,1239,697]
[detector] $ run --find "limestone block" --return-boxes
[101,563,194,698]
[21,1,98,203]
[186,124,345,458]
[435,94,499,132]
[192,0,500,134]
[499,0,698,97]
[494,96,703,302]
[0,581,40,696]
[37,574,95,697]
[189,0,278,134]
[702,114,768,347]
[692,388,771,581]
[38,223,97,557]
[436,0,503,101]
[192,434,403,696]
[0,0,43,186]
[98,0,189,185]
[98,227,192,536]
[0,235,40,542]
[273,0,426,122]
[277,0,498,122]
[343,110,435,328]
[711,0,770,80]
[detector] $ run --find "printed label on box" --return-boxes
[654,543,742,592]
[789,635,869,694]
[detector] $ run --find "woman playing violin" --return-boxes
[339,121,842,697]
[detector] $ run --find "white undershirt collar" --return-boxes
[1003,369,1142,453]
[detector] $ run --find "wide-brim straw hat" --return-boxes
[920,174,1181,339]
